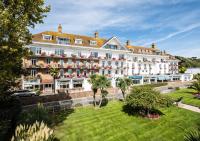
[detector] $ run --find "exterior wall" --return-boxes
[22,38,190,94]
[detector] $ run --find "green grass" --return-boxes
[55,101,200,141]
[168,88,200,107]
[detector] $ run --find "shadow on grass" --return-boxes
[51,108,74,127]
[122,104,165,117]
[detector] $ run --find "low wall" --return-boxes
[20,88,121,106]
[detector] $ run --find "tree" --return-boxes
[184,127,200,141]
[191,81,200,94]
[179,66,187,73]
[0,0,50,94]
[125,86,162,116]
[88,74,99,107]
[49,67,59,94]
[116,77,132,100]
[96,75,111,107]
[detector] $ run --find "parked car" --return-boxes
[11,90,37,97]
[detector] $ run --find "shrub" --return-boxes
[18,103,52,126]
[11,121,55,141]
[125,86,162,116]
[175,87,180,90]
[159,95,174,107]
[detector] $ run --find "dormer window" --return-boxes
[90,40,97,46]
[43,35,52,40]
[75,39,82,44]
[105,44,118,50]
[57,37,70,45]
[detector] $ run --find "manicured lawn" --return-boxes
[55,101,200,141]
[168,88,200,107]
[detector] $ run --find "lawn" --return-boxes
[168,88,200,107]
[55,101,200,141]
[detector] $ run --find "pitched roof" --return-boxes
[32,31,107,48]
[126,45,159,54]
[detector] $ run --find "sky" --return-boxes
[31,0,200,57]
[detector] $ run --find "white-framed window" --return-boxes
[31,59,37,65]
[31,48,41,55]
[90,52,98,58]
[55,49,64,55]
[46,58,51,64]
[43,35,52,40]
[106,53,112,59]
[75,39,82,44]
[90,40,97,46]
[108,70,111,74]
[57,37,70,45]
[31,69,37,76]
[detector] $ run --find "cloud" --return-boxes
[142,23,200,46]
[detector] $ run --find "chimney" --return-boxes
[126,40,130,46]
[58,24,62,33]
[151,43,156,49]
[94,31,99,38]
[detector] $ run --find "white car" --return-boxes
[11,90,37,97]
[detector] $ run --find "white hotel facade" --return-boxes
[23,25,193,94]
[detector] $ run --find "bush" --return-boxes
[18,103,52,126]
[125,86,163,116]
[11,121,55,141]
[159,95,174,107]
[175,87,180,90]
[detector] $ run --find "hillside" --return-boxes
[175,56,200,68]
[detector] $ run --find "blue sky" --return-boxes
[31,0,200,57]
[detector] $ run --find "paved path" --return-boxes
[177,102,200,113]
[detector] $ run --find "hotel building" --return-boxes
[22,25,192,94]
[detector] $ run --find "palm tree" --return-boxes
[88,74,99,107]
[184,127,200,141]
[191,81,200,94]
[49,67,59,94]
[96,75,111,107]
[116,77,132,100]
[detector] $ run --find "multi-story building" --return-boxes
[22,25,192,93]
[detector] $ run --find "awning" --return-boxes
[129,76,143,80]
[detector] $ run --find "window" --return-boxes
[76,69,80,76]
[115,61,118,66]
[102,61,105,67]
[60,59,64,66]
[115,70,118,74]
[144,64,147,69]
[46,58,51,64]
[106,53,112,59]
[133,57,138,62]
[55,49,64,55]
[73,80,83,88]
[108,70,111,74]
[119,54,124,59]
[68,59,72,64]
[31,69,36,76]
[90,52,98,58]
[60,69,64,77]
[108,61,111,66]
[57,37,70,44]
[105,44,118,49]
[121,62,123,67]
[68,69,72,74]
[75,39,82,44]
[78,51,82,57]
[102,70,105,75]
[91,70,95,75]
[43,35,52,40]
[90,40,97,46]
[31,59,37,65]
[121,70,123,75]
